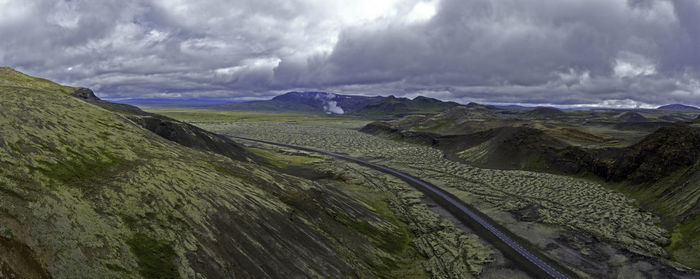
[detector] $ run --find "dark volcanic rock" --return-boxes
[70,88,147,115]
[68,91,251,161]
[363,117,700,185]
[609,123,700,183]
[71,88,99,100]
[509,204,541,222]
[359,121,400,135]
[549,124,700,183]
[128,115,251,161]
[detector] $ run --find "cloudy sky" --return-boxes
[1,0,699,107]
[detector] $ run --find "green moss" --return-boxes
[247,147,320,168]
[126,233,179,279]
[206,162,254,183]
[327,181,419,277]
[666,215,700,269]
[523,155,547,170]
[413,119,455,131]
[36,154,125,188]
[0,67,78,94]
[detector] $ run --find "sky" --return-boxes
[1,0,699,108]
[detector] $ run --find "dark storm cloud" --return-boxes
[296,0,700,107]
[0,0,698,107]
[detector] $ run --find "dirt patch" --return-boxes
[0,238,50,279]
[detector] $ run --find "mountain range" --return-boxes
[657,104,700,110]
[217,91,384,114]
[216,91,460,117]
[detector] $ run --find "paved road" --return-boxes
[232,135,571,279]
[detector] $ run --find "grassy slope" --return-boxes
[609,161,700,269]
[0,67,78,94]
[0,69,426,278]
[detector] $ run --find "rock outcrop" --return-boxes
[71,87,99,100]
[127,115,251,161]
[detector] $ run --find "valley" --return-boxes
[151,107,700,278]
[1,67,698,278]
[4,1,700,278]
[0,69,466,278]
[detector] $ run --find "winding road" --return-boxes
[232,135,573,279]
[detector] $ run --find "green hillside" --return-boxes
[0,68,426,278]
[0,67,78,94]
[353,96,460,117]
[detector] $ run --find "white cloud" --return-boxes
[1,0,699,108]
[614,52,657,78]
[406,0,438,23]
[0,0,34,25]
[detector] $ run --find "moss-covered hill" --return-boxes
[0,68,425,278]
[352,96,460,118]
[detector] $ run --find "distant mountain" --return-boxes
[525,107,566,119]
[218,91,382,114]
[352,95,460,117]
[494,104,537,110]
[217,91,460,117]
[657,104,700,110]
[616,111,648,122]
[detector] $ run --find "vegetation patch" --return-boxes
[666,215,700,269]
[247,147,321,168]
[127,233,179,279]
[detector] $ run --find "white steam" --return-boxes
[324,101,345,114]
[315,93,345,114]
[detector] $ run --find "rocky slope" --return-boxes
[0,68,429,278]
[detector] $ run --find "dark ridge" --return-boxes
[362,119,700,185]
[71,87,99,100]
[617,111,648,122]
[127,115,251,162]
[657,104,700,111]
[71,88,252,162]
[220,91,383,113]
[525,107,566,119]
[608,123,700,183]
[352,95,460,117]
